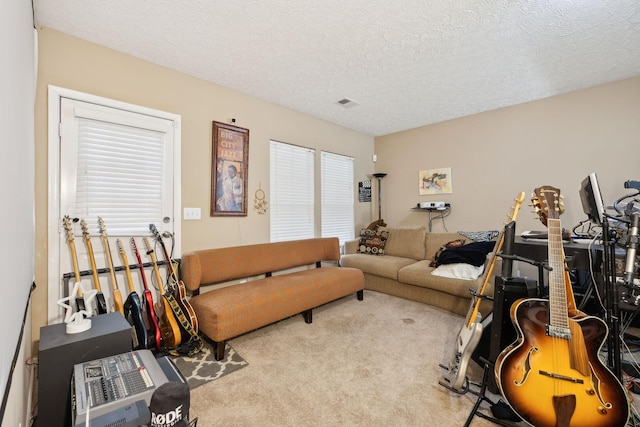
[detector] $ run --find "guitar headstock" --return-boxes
[116,238,126,256]
[80,219,90,240]
[63,215,74,242]
[532,186,564,226]
[130,237,140,258]
[507,192,526,223]
[143,237,154,254]
[149,223,162,242]
[98,217,107,237]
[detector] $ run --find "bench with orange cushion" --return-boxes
[180,237,364,360]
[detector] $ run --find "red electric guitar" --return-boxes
[495,186,629,427]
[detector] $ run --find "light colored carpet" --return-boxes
[189,290,499,426]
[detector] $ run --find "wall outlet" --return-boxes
[183,207,201,220]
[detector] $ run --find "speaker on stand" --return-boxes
[471,221,539,394]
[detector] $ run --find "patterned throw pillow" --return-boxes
[457,230,500,242]
[429,239,466,267]
[357,229,390,255]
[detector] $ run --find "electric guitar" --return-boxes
[495,186,629,427]
[440,192,525,392]
[80,219,108,314]
[98,217,124,315]
[131,238,162,351]
[62,215,87,313]
[117,238,151,350]
[143,237,182,348]
[150,224,199,333]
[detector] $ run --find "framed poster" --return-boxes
[211,121,249,216]
[419,167,452,195]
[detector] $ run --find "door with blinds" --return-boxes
[49,89,181,323]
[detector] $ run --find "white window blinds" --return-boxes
[60,98,175,235]
[321,151,354,245]
[270,141,315,242]
[75,118,165,234]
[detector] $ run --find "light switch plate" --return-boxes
[183,207,201,220]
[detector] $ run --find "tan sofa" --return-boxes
[340,227,500,316]
[180,237,364,360]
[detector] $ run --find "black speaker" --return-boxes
[489,276,537,361]
[476,276,537,393]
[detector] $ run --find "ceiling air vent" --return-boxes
[336,98,359,108]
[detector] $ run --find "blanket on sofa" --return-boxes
[434,241,496,267]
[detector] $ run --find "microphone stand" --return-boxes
[602,216,622,380]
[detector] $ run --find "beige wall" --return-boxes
[375,76,640,235]
[33,28,375,342]
[33,27,640,346]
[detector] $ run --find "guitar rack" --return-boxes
[61,259,175,298]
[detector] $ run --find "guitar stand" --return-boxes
[463,358,519,427]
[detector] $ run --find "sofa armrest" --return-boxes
[344,238,360,254]
[180,251,202,292]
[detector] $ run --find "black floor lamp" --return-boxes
[373,173,387,221]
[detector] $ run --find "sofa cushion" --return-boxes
[356,229,389,255]
[341,253,417,280]
[397,260,483,298]
[381,227,426,260]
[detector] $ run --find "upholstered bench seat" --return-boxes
[181,237,364,360]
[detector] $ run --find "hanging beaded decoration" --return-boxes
[253,183,268,214]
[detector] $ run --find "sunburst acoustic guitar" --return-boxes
[495,186,629,427]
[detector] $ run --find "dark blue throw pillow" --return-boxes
[435,241,496,267]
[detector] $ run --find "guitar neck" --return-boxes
[145,242,166,295]
[68,239,82,284]
[84,238,102,292]
[102,237,119,291]
[131,239,151,292]
[547,218,570,330]
[464,192,525,327]
[117,239,136,294]
[464,230,505,327]
[161,245,178,283]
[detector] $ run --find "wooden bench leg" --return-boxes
[357,289,364,301]
[213,340,226,361]
[302,309,312,324]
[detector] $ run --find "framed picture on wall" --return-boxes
[211,121,249,216]
[419,167,452,195]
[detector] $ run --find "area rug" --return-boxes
[171,340,248,389]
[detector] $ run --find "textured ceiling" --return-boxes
[34,0,640,137]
